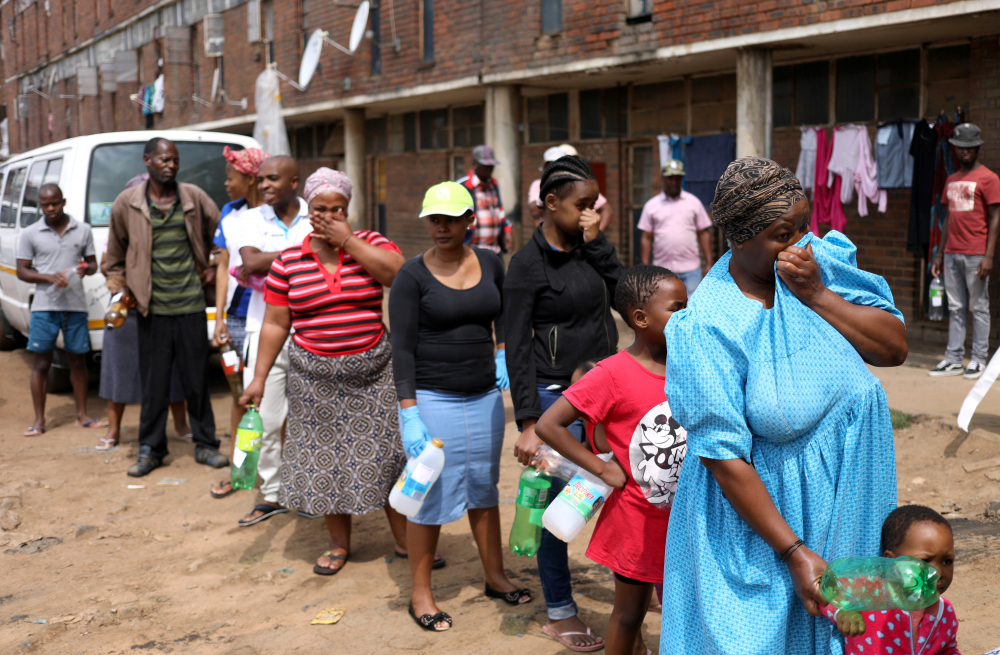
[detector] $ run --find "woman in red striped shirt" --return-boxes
[241,168,409,576]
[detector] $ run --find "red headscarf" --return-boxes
[222,146,270,177]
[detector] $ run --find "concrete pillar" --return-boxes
[344,107,366,229]
[736,47,772,160]
[485,85,522,242]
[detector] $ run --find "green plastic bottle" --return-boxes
[230,403,263,490]
[509,468,552,557]
[821,556,940,612]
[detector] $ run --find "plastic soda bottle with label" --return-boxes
[230,403,263,490]
[104,288,136,330]
[389,439,445,517]
[219,336,244,400]
[928,277,945,321]
[509,467,553,557]
[541,453,615,542]
[820,556,940,612]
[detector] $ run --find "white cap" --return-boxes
[543,146,565,163]
[557,143,578,157]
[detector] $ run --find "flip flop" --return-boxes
[95,437,118,451]
[313,551,348,576]
[541,625,605,653]
[210,479,238,499]
[485,584,532,605]
[394,549,447,570]
[75,419,109,429]
[238,503,289,527]
[408,603,452,631]
[24,426,46,437]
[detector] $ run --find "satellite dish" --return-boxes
[349,1,370,53]
[210,67,220,103]
[299,29,325,89]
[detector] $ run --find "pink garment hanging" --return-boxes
[827,125,866,204]
[811,128,847,234]
[853,127,887,217]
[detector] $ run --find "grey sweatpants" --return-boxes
[944,253,991,365]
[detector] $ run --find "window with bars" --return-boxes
[421,0,434,63]
[690,74,736,134]
[580,87,627,140]
[926,44,970,118]
[527,93,569,144]
[365,117,388,154]
[452,105,485,148]
[772,61,829,127]
[419,108,449,150]
[836,50,921,123]
[541,0,562,33]
[631,80,685,136]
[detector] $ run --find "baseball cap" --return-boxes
[661,159,685,176]
[949,123,984,148]
[558,144,579,157]
[472,145,499,166]
[419,182,474,218]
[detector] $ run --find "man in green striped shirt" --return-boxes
[107,137,229,477]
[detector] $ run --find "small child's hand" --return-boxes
[835,610,866,637]
[599,457,627,489]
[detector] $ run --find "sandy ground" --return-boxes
[1,344,999,655]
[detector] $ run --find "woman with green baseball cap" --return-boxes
[390,181,531,632]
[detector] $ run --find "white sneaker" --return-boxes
[928,360,964,377]
[964,362,985,380]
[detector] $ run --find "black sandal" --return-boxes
[210,479,238,499]
[313,551,348,576]
[485,584,533,605]
[238,503,289,526]
[408,603,452,631]
[394,549,447,570]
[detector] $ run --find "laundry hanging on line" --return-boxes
[875,119,915,189]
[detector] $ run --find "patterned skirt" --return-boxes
[278,334,406,515]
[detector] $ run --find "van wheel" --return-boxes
[0,311,27,351]
[48,350,72,393]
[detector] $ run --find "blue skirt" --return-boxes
[408,388,505,526]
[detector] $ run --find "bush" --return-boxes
[890,410,912,431]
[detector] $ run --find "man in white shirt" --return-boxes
[233,156,314,526]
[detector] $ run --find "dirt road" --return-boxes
[1,346,998,654]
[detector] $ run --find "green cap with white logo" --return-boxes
[419,181,475,218]
[661,159,685,176]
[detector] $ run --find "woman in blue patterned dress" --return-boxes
[660,157,908,655]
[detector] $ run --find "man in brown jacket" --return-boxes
[106,137,228,477]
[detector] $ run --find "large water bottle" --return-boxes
[509,467,552,557]
[821,556,940,612]
[389,439,445,517]
[541,453,615,542]
[231,403,263,490]
[928,277,945,321]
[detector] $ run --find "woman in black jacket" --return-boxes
[505,156,623,652]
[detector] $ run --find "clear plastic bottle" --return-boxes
[928,277,945,321]
[541,453,614,542]
[821,556,940,612]
[509,467,552,557]
[388,439,445,517]
[230,403,263,490]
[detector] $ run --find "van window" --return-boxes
[1,167,28,227]
[86,141,243,226]
[19,157,64,228]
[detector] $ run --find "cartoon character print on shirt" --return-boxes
[630,401,687,509]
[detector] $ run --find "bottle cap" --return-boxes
[431,438,444,448]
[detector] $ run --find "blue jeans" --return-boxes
[535,384,584,620]
[675,267,703,297]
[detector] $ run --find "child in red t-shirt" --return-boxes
[826,505,961,654]
[537,264,688,655]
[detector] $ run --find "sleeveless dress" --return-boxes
[660,231,900,655]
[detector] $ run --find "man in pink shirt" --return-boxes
[638,159,714,295]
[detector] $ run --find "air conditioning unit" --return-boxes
[77,66,99,97]
[99,62,117,92]
[247,0,262,43]
[115,50,138,83]
[204,14,224,57]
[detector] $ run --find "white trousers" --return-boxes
[243,331,289,504]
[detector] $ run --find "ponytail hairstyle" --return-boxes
[538,155,597,207]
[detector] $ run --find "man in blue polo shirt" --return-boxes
[16,183,102,436]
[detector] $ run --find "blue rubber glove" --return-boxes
[494,349,510,391]
[399,405,432,459]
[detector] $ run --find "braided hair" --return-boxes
[614,264,678,327]
[880,505,951,553]
[538,155,597,205]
